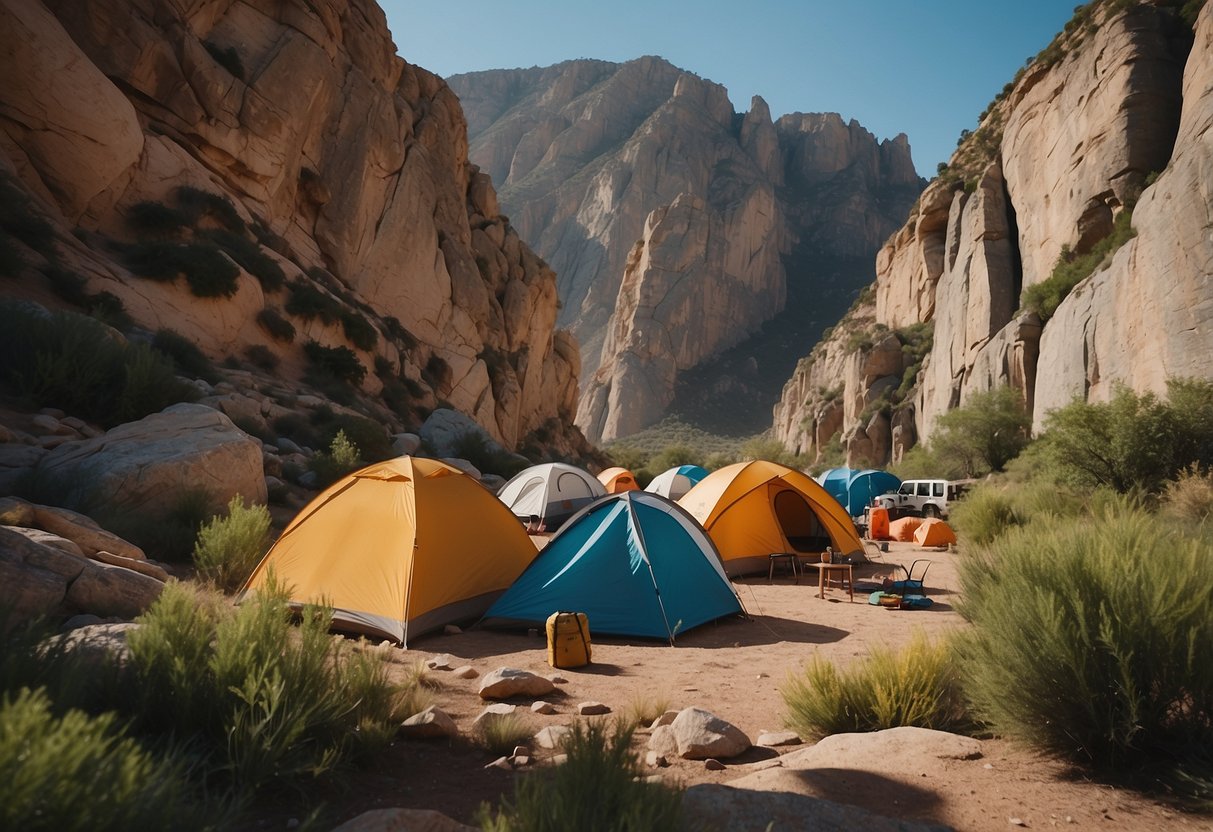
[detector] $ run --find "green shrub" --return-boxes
[929,386,1031,477]
[285,280,342,323]
[1041,384,1183,493]
[124,241,241,298]
[479,720,681,832]
[256,307,295,342]
[474,712,534,756]
[0,174,55,256]
[126,201,189,237]
[201,229,285,291]
[0,688,225,831]
[1160,466,1213,526]
[0,303,198,427]
[193,496,272,593]
[175,186,244,232]
[451,432,529,479]
[621,694,672,731]
[948,485,1020,546]
[647,444,702,473]
[309,430,362,487]
[86,291,134,331]
[126,583,409,797]
[304,340,366,386]
[1022,209,1136,322]
[151,328,219,383]
[957,507,1213,784]
[341,310,378,351]
[782,632,968,739]
[243,344,279,372]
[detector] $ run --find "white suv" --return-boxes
[875,479,966,519]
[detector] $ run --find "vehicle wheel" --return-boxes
[924,504,940,519]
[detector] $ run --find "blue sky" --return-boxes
[385,1,1077,179]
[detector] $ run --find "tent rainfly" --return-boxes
[679,460,864,576]
[484,491,744,642]
[496,462,607,531]
[241,457,538,645]
[914,517,957,547]
[815,467,901,517]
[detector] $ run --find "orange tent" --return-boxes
[678,460,863,576]
[598,466,640,493]
[914,517,957,547]
[867,506,891,540]
[889,516,923,542]
[242,457,537,645]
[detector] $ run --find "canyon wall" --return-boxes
[0,0,586,455]
[774,0,1209,463]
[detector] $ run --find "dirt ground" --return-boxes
[251,541,1205,831]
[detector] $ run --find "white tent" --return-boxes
[645,464,709,501]
[496,462,607,531]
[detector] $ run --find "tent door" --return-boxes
[770,485,830,553]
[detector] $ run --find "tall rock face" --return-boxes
[449,60,923,443]
[0,0,585,454]
[774,0,1208,463]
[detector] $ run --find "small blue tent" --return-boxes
[484,491,743,642]
[815,468,901,517]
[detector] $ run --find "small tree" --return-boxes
[929,386,1031,477]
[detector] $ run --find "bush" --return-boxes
[948,485,1020,546]
[479,720,682,832]
[0,303,199,427]
[340,310,378,351]
[151,328,219,383]
[0,688,225,831]
[1022,209,1136,322]
[285,279,342,324]
[782,632,969,739]
[957,507,1213,784]
[621,694,671,730]
[193,496,272,593]
[1160,466,1213,526]
[0,174,55,256]
[126,201,189,238]
[175,186,244,232]
[126,583,409,797]
[451,432,529,479]
[304,340,366,387]
[929,386,1031,477]
[243,344,279,372]
[474,712,534,756]
[124,241,241,298]
[1040,383,1190,493]
[256,307,296,342]
[201,229,285,291]
[100,486,216,563]
[309,429,362,487]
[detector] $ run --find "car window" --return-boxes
[899,483,913,495]
[917,482,930,496]
[933,482,945,497]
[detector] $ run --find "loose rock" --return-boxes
[479,667,556,700]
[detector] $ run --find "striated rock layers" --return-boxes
[774,0,1208,462]
[449,59,922,443]
[0,0,583,454]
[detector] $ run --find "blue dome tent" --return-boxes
[483,491,744,643]
[814,468,901,517]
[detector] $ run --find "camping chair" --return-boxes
[886,559,932,595]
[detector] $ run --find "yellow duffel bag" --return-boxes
[545,611,591,668]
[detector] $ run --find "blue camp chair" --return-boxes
[886,559,931,594]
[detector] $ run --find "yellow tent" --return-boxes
[678,460,864,576]
[914,517,957,547]
[597,466,640,493]
[242,457,537,645]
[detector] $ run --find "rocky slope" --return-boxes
[449,60,923,442]
[774,0,1209,463]
[0,0,587,456]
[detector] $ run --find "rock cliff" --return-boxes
[449,59,923,443]
[0,0,586,456]
[774,0,1209,462]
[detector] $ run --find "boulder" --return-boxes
[36,404,266,516]
[533,725,571,750]
[471,702,517,730]
[478,667,556,700]
[756,731,801,747]
[51,621,138,669]
[577,701,610,716]
[0,443,47,494]
[29,500,146,560]
[64,560,165,619]
[659,707,751,760]
[7,527,84,557]
[400,706,458,739]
